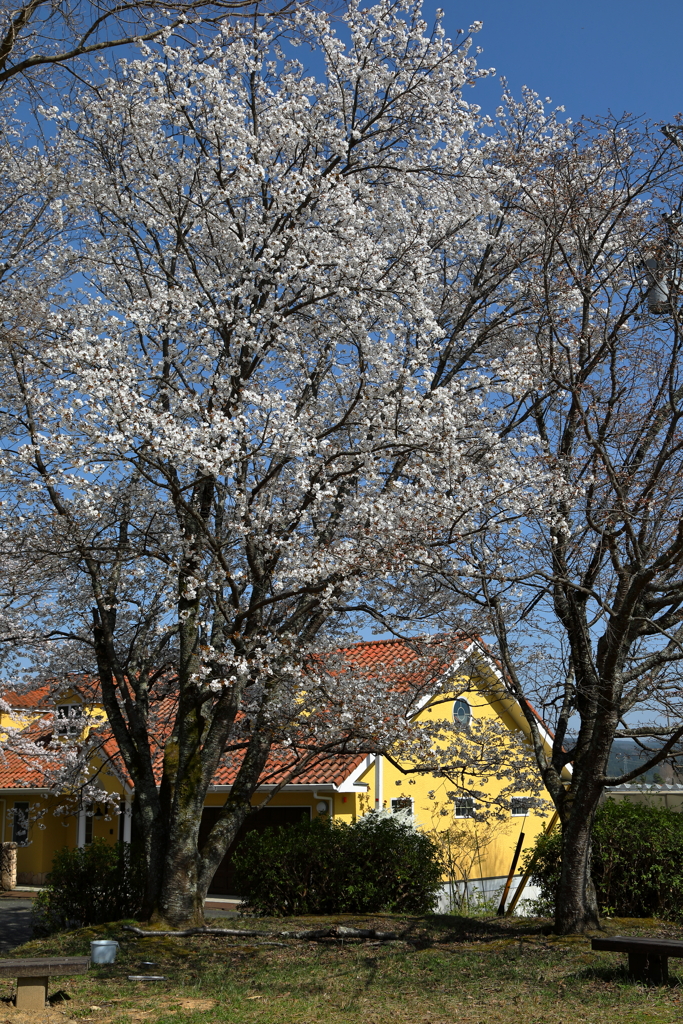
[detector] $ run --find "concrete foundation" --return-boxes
[435,875,542,916]
[16,976,47,1010]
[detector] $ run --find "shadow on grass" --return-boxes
[359,955,380,991]
[573,962,682,988]
[389,912,552,946]
[48,989,72,1005]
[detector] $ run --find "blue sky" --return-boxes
[421,0,683,125]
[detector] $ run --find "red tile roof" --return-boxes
[6,677,103,710]
[7,684,55,710]
[212,748,367,788]
[0,731,367,793]
[339,636,471,692]
[0,747,60,790]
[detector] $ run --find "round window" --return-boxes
[453,698,471,728]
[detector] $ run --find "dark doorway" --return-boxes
[200,804,311,896]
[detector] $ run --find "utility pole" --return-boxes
[641,125,683,316]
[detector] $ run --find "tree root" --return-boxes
[123,924,403,941]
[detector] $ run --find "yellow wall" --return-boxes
[0,690,107,738]
[9,789,125,885]
[380,678,552,884]
[5,794,77,885]
[3,745,130,884]
[204,790,331,816]
[332,790,359,823]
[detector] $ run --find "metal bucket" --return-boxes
[91,940,119,964]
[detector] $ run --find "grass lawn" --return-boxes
[2,913,682,1024]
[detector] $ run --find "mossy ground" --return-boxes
[2,913,682,1023]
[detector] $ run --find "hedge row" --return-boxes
[33,839,146,934]
[233,813,443,915]
[528,799,683,920]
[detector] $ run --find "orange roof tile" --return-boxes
[339,636,470,691]
[211,748,367,788]
[0,747,59,790]
[6,677,103,710]
[6,683,54,710]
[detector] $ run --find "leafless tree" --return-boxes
[413,114,683,933]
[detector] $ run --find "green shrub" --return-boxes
[32,839,146,934]
[232,812,443,916]
[526,799,683,920]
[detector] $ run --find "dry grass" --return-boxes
[1,913,682,1024]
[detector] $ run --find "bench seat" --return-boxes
[592,935,683,984]
[0,956,90,1009]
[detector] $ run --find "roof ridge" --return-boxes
[340,637,414,649]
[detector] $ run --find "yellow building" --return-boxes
[0,640,560,910]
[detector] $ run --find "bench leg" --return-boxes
[16,976,48,1010]
[628,952,668,985]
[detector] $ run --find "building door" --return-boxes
[199,805,311,896]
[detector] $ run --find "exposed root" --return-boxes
[123,924,403,942]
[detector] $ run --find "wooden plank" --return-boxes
[0,956,90,977]
[592,936,683,957]
[628,951,668,985]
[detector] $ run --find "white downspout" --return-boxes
[374,754,383,811]
[77,808,86,848]
[123,798,132,843]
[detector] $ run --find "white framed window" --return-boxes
[56,704,83,737]
[12,802,29,845]
[454,796,475,818]
[391,797,413,816]
[453,698,471,729]
[511,797,532,817]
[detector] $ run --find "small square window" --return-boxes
[391,797,413,815]
[454,797,475,818]
[56,705,83,737]
[511,797,532,816]
[12,802,29,845]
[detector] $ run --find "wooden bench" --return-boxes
[0,956,90,1009]
[592,935,683,985]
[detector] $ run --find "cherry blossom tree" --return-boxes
[409,112,683,934]
[0,2,552,924]
[0,0,316,92]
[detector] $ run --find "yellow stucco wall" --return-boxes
[4,769,127,885]
[328,666,555,886]
[381,677,552,884]
[204,790,332,817]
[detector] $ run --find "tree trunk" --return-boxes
[154,705,208,926]
[555,799,601,934]
[136,796,171,921]
[154,727,275,925]
[156,801,205,927]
